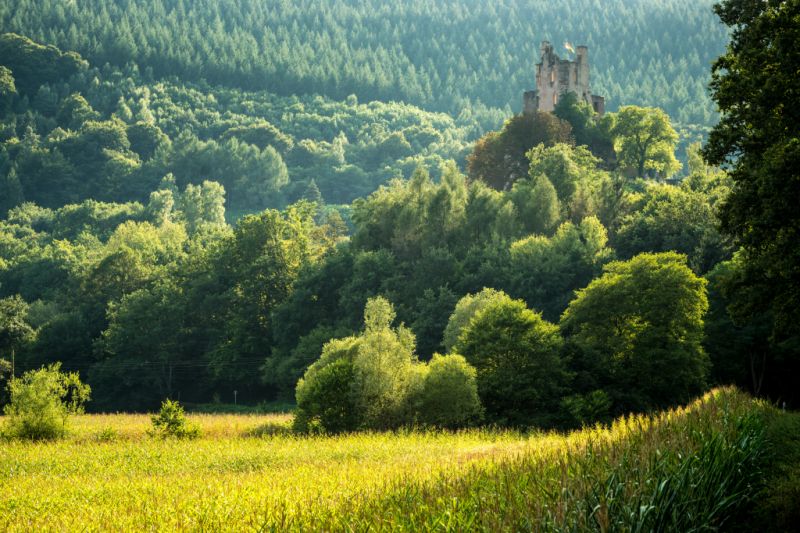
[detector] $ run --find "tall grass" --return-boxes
[0,387,771,531]
[287,387,766,531]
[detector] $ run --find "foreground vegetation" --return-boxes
[0,387,794,530]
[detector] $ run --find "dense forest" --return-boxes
[0,32,480,215]
[0,0,797,431]
[2,1,799,530]
[0,0,727,126]
[0,29,782,418]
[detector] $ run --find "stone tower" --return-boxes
[523,41,604,115]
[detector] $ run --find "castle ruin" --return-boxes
[523,41,604,115]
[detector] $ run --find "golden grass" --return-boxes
[0,387,769,531]
[0,414,523,531]
[67,412,294,441]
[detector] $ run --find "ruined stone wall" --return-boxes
[523,41,604,115]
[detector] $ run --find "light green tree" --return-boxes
[179,180,226,234]
[510,174,561,235]
[442,288,507,353]
[352,296,419,429]
[417,353,482,428]
[3,363,91,440]
[611,106,681,178]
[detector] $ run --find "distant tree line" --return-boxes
[0,0,727,125]
[0,33,477,218]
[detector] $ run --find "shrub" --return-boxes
[295,297,484,433]
[418,354,482,429]
[95,426,119,442]
[149,399,199,439]
[2,363,91,440]
[295,297,422,433]
[560,389,612,427]
[294,336,362,433]
[459,295,567,427]
[294,357,359,434]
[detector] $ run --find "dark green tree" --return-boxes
[614,184,731,273]
[560,252,709,413]
[301,179,324,208]
[56,93,98,130]
[703,0,800,376]
[126,121,169,161]
[0,357,10,406]
[0,295,35,378]
[458,293,567,427]
[0,65,16,116]
[510,217,613,321]
[509,174,561,236]
[0,167,24,216]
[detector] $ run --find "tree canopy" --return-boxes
[458,292,567,427]
[703,0,800,352]
[561,252,709,412]
[612,106,681,179]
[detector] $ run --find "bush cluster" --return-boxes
[297,251,711,432]
[149,399,200,439]
[294,297,482,433]
[2,363,90,440]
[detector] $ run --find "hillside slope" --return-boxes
[1,0,728,125]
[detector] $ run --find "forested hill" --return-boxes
[1,0,727,126]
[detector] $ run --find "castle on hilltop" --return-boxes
[523,41,604,116]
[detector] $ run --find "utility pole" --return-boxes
[234,390,238,406]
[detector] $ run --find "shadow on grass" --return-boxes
[243,420,295,438]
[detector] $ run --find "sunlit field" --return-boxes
[0,388,775,531]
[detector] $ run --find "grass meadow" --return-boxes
[0,387,792,531]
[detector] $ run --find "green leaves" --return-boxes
[458,292,566,427]
[614,183,730,273]
[701,0,800,401]
[3,362,91,440]
[149,399,200,439]
[0,294,35,360]
[295,296,481,433]
[561,252,709,412]
[611,106,681,179]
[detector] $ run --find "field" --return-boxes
[0,388,791,531]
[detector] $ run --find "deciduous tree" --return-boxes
[611,106,680,179]
[561,252,709,412]
[703,0,800,362]
[458,294,566,427]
